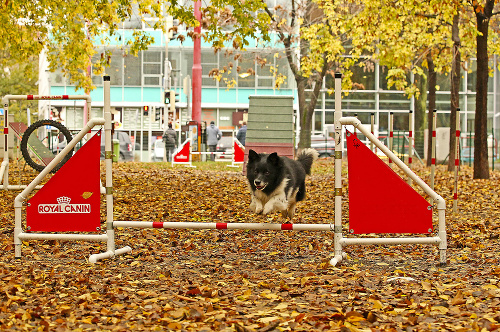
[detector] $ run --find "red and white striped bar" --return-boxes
[113,221,334,231]
[453,109,460,212]
[6,94,90,101]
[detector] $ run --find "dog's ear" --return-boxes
[248,149,260,162]
[268,152,280,166]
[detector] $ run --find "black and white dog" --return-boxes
[246,149,319,219]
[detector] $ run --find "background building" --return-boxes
[41,18,500,161]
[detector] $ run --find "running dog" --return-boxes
[246,149,319,219]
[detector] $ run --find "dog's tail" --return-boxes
[297,148,319,175]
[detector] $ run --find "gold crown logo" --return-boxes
[57,196,71,205]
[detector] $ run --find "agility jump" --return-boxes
[1,94,91,190]
[10,74,447,266]
[171,135,244,167]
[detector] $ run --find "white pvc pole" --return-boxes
[113,221,334,231]
[89,78,133,263]
[18,233,108,241]
[92,76,132,263]
[341,236,441,246]
[430,110,437,204]
[331,73,345,267]
[370,112,375,153]
[408,110,414,185]
[388,112,394,168]
[2,100,8,185]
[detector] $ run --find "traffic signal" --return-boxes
[143,105,149,116]
[155,107,161,122]
[169,90,179,112]
[164,91,170,104]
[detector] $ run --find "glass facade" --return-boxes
[48,41,499,148]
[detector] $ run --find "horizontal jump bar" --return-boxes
[341,236,441,246]
[3,95,91,101]
[17,232,108,241]
[113,221,334,231]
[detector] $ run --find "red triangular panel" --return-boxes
[234,141,244,162]
[173,140,190,163]
[346,131,433,234]
[26,131,102,232]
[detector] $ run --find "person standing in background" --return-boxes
[206,121,222,161]
[162,122,177,162]
[236,121,247,146]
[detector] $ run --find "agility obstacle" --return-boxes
[11,74,447,266]
[171,135,244,167]
[1,94,91,190]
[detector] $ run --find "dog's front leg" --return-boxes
[263,195,287,215]
[249,195,264,214]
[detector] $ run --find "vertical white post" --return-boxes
[330,73,344,266]
[90,76,134,263]
[408,110,414,185]
[370,112,375,153]
[430,110,437,193]
[1,98,9,189]
[86,98,92,141]
[104,76,116,257]
[388,112,394,168]
[453,109,460,213]
[437,197,447,265]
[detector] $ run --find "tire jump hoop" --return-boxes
[1,94,91,190]
[11,75,447,267]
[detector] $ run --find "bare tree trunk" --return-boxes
[426,52,436,167]
[297,78,311,149]
[448,14,460,172]
[474,8,491,179]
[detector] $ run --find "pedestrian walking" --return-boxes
[206,121,222,161]
[236,121,247,146]
[162,123,177,162]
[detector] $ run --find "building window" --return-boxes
[143,51,162,86]
[350,59,376,90]
[238,54,256,88]
[50,68,67,86]
[202,51,218,87]
[219,53,236,88]
[108,50,123,86]
[256,54,273,88]
[275,52,290,88]
[65,106,84,130]
[124,53,141,86]
[166,51,180,88]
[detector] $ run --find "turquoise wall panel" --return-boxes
[202,88,218,103]
[90,87,103,102]
[143,88,161,102]
[51,86,66,95]
[236,89,256,104]
[217,89,236,104]
[123,88,142,102]
[255,89,275,96]
[122,30,163,47]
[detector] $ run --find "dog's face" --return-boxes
[247,150,281,191]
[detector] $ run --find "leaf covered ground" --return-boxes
[0,159,499,331]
